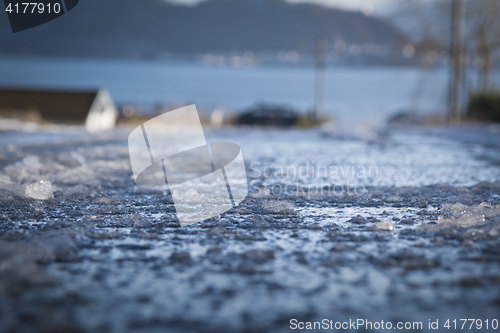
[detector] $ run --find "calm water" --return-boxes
[0,56,490,126]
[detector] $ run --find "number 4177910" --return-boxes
[444,319,499,330]
[5,2,62,14]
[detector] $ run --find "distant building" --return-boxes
[0,88,117,131]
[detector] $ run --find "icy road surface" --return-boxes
[1,124,500,332]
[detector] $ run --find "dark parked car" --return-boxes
[237,104,299,127]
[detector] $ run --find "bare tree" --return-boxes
[466,0,500,90]
[389,0,451,67]
[392,0,500,90]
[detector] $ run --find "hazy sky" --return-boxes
[167,0,396,14]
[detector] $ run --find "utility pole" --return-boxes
[315,37,327,119]
[448,0,465,124]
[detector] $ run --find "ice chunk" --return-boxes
[437,202,500,229]
[442,203,469,217]
[4,155,42,181]
[61,185,91,197]
[374,221,394,231]
[261,200,295,214]
[171,187,208,204]
[350,214,366,224]
[22,155,42,170]
[35,234,78,262]
[400,218,414,224]
[0,240,55,295]
[420,202,500,231]
[0,174,22,198]
[385,195,402,203]
[251,215,270,228]
[4,162,27,180]
[25,180,54,200]
[0,233,78,295]
[0,174,12,187]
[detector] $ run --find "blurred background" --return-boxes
[0,0,500,129]
[3,3,500,332]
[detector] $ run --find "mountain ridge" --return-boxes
[0,0,405,59]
